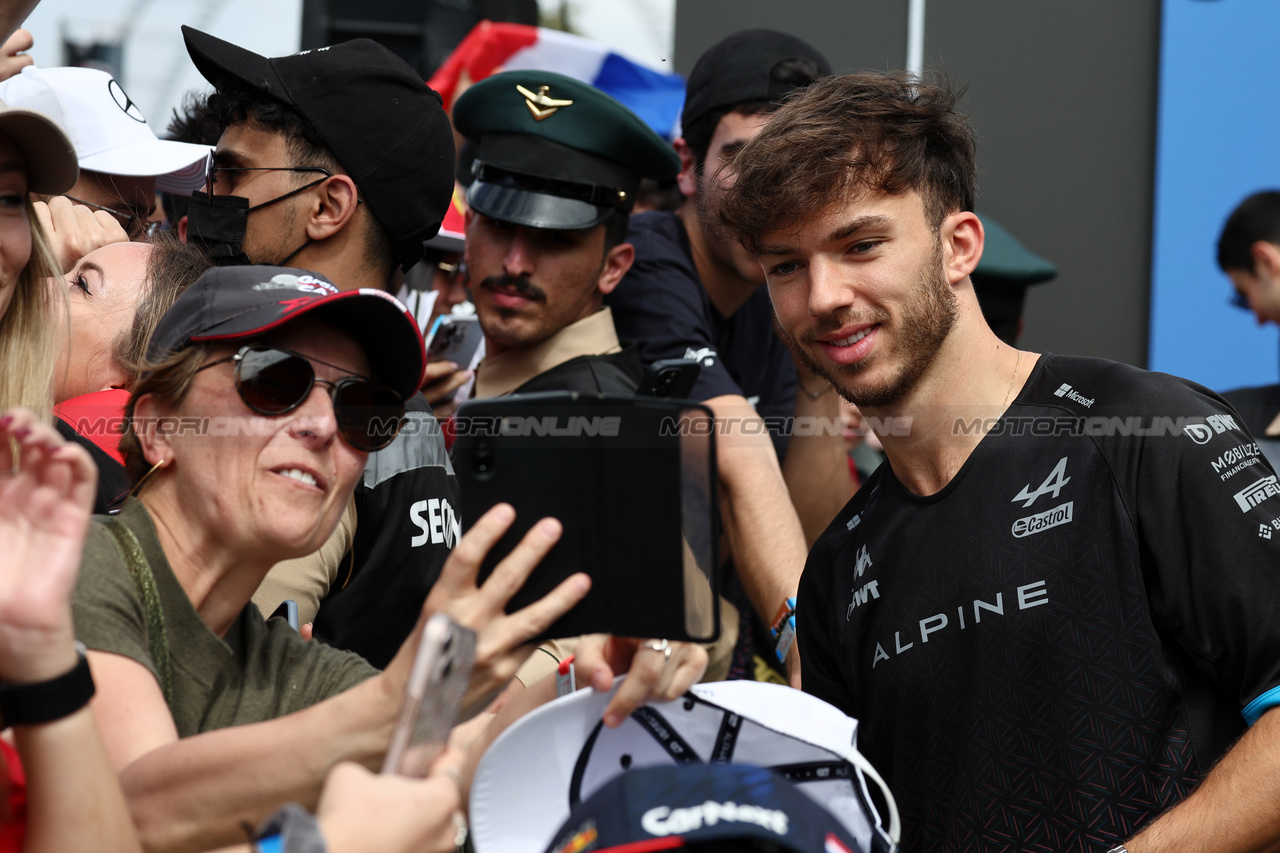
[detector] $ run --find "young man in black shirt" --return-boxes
[714,72,1280,853]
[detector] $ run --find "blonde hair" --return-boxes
[0,200,61,421]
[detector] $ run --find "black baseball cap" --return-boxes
[182,26,455,271]
[682,29,831,132]
[147,265,426,398]
[454,70,680,231]
[542,764,875,853]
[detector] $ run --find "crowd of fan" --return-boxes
[2,7,1280,853]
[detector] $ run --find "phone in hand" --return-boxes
[381,613,477,777]
[426,314,484,368]
[639,358,701,400]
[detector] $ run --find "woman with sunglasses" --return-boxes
[70,265,706,852]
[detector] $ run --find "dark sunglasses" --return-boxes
[197,345,406,452]
[1229,290,1251,311]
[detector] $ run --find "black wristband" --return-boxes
[0,643,96,727]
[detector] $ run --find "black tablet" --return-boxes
[453,393,720,643]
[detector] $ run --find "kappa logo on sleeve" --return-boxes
[683,346,717,367]
[846,544,880,620]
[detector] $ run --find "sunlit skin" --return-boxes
[757,190,960,409]
[209,122,307,265]
[676,112,771,316]
[464,211,633,358]
[0,134,31,322]
[426,250,467,330]
[135,319,371,567]
[53,241,152,402]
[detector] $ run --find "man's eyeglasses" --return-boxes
[205,160,333,195]
[196,345,406,452]
[1229,290,1251,311]
[64,195,160,239]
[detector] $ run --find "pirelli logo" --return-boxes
[1234,475,1280,513]
[1011,501,1073,538]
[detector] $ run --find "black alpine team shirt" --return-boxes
[799,353,1280,852]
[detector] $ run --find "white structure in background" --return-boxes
[21,0,302,135]
[907,0,925,76]
[545,0,676,69]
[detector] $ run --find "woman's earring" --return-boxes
[129,457,169,497]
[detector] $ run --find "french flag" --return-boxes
[428,21,686,140]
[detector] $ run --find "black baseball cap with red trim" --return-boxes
[182,26,455,271]
[146,265,425,398]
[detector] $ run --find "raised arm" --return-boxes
[0,408,140,853]
[705,394,809,681]
[87,504,590,853]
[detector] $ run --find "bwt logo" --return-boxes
[1053,383,1094,408]
[409,498,460,548]
[1185,413,1239,445]
[1233,475,1280,513]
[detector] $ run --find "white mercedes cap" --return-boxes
[470,680,900,853]
[0,66,210,192]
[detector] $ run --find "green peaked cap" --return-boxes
[974,214,1058,286]
[455,70,679,230]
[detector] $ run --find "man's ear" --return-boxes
[132,392,173,468]
[674,137,698,200]
[303,174,360,241]
[597,241,635,296]
[1251,241,1280,280]
[941,211,983,285]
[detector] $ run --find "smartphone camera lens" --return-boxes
[472,442,495,480]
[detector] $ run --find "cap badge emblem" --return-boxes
[517,84,573,121]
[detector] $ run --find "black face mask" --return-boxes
[187,191,251,265]
[187,177,327,266]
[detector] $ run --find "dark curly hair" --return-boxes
[711,72,977,254]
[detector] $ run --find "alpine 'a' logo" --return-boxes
[1012,456,1071,508]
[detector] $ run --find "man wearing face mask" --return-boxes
[182,27,461,669]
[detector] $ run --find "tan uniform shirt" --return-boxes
[474,307,624,398]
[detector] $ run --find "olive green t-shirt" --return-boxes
[72,499,378,737]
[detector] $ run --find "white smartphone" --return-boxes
[380,613,477,777]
